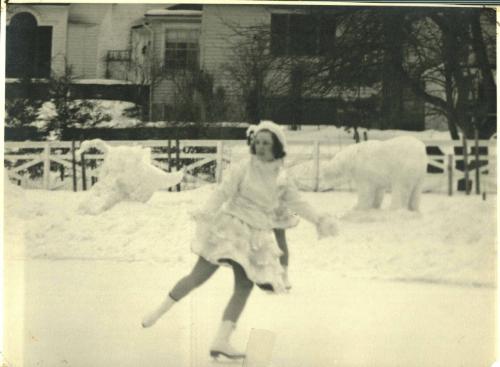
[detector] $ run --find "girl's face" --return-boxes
[254,130,275,162]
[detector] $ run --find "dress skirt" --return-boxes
[191,210,286,293]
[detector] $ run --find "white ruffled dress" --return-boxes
[191,157,325,293]
[273,202,300,229]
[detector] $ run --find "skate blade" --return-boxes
[210,350,245,362]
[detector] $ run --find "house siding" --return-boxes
[97,4,160,78]
[67,24,99,78]
[67,4,158,79]
[7,4,160,80]
[201,5,271,102]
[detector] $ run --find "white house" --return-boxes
[8,3,487,131]
[6,3,160,80]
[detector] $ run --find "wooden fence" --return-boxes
[4,138,497,194]
[3,140,224,191]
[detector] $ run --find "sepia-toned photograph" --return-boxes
[2,1,497,366]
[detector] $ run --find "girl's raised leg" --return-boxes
[142,256,218,328]
[170,256,219,301]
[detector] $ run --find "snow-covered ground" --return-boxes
[35,100,142,130]
[145,8,202,16]
[3,180,497,367]
[283,124,452,142]
[72,79,134,85]
[5,78,133,85]
[5,185,496,287]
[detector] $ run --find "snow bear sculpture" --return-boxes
[323,136,427,211]
[77,139,184,215]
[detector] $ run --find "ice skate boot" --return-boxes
[210,321,246,360]
[141,294,176,328]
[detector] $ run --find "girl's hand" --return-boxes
[317,215,338,239]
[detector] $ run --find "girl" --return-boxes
[246,125,299,291]
[142,120,337,360]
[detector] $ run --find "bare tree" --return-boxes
[127,37,170,122]
[306,6,496,139]
[220,9,384,129]
[220,19,295,124]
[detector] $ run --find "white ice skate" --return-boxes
[141,294,176,328]
[210,321,246,360]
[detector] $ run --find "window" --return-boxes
[164,29,200,71]
[107,50,131,62]
[271,13,336,57]
[6,12,52,78]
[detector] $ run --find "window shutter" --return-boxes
[319,15,336,56]
[36,26,53,78]
[270,14,287,56]
[6,27,36,77]
[6,26,19,77]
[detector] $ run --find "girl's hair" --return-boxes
[250,129,286,159]
[246,132,254,146]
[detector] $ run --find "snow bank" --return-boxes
[88,100,141,128]
[4,173,31,259]
[4,173,26,217]
[77,140,184,215]
[34,100,141,130]
[283,125,451,142]
[72,79,133,85]
[6,78,132,85]
[142,121,250,128]
[5,187,496,288]
[145,9,202,16]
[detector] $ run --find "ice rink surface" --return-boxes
[3,184,497,367]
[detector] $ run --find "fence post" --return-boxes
[81,152,87,191]
[486,139,496,195]
[462,133,470,195]
[167,140,172,192]
[71,140,77,192]
[43,142,50,190]
[216,141,223,183]
[167,139,172,172]
[354,129,360,143]
[313,140,320,192]
[448,154,453,196]
[175,140,181,192]
[474,129,480,195]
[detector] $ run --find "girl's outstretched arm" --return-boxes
[281,178,338,238]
